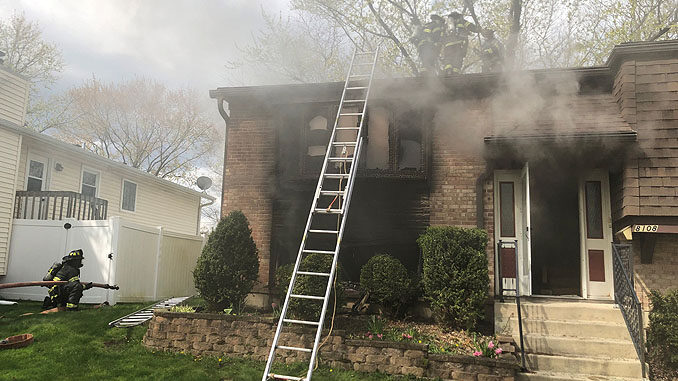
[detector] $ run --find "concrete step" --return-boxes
[496,301,624,323]
[517,371,640,381]
[498,318,630,341]
[525,353,643,379]
[522,335,638,360]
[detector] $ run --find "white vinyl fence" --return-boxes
[0,217,204,304]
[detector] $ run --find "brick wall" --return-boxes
[633,235,678,310]
[222,110,276,288]
[429,125,496,294]
[143,311,518,381]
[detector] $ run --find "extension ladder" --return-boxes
[108,296,190,328]
[262,47,379,381]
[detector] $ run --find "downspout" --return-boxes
[197,195,216,235]
[476,168,491,229]
[218,96,230,218]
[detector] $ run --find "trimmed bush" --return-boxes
[360,254,415,317]
[647,289,678,381]
[417,226,489,330]
[193,211,259,312]
[275,253,341,320]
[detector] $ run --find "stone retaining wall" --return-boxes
[143,311,518,381]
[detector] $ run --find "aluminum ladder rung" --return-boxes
[314,208,342,214]
[269,374,304,381]
[263,47,379,381]
[290,294,324,301]
[319,190,344,196]
[331,142,357,146]
[296,271,331,277]
[324,173,349,179]
[283,318,320,326]
[277,345,313,353]
[108,296,190,328]
[302,249,335,255]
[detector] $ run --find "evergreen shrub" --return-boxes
[647,289,678,381]
[275,253,341,320]
[417,226,489,330]
[359,254,415,317]
[193,211,259,312]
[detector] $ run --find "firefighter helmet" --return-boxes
[62,249,84,262]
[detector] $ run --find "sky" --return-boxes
[0,0,289,100]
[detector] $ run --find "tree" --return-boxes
[57,77,219,182]
[231,0,678,82]
[226,9,349,84]
[0,12,66,132]
[193,211,260,312]
[0,12,64,89]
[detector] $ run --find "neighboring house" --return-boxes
[0,65,214,303]
[211,40,678,379]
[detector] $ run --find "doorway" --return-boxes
[529,165,581,296]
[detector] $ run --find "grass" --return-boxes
[0,301,415,381]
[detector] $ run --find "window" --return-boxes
[27,159,46,191]
[121,180,137,212]
[81,169,99,197]
[499,182,516,237]
[585,181,603,239]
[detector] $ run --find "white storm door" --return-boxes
[494,170,531,296]
[520,163,532,296]
[579,170,613,299]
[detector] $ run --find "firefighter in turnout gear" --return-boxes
[480,29,504,73]
[412,14,445,74]
[42,249,92,311]
[442,11,481,75]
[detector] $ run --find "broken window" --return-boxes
[302,104,336,175]
[366,107,390,169]
[396,110,422,170]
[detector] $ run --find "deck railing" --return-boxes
[612,242,646,379]
[14,191,108,221]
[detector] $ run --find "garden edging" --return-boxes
[143,311,518,381]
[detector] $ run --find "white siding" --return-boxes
[17,137,201,235]
[0,70,29,126]
[0,128,21,274]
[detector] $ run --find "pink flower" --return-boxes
[473,351,482,357]
[377,334,383,339]
[495,348,503,355]
[368,334,373,339]
[488,341,494,349]
[271,303,278,309]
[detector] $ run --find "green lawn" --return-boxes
[0,301,411,381]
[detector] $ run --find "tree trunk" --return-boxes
[506,0,522,68]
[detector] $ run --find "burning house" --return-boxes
[209,40,677,311]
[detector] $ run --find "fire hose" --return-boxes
[0,281,119,290]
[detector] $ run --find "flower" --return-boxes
[368,334,373,339]
[495,348,503,355]
[473,351,482,357]
[271,303,278,309]
[377,334,383,339]
[218,358,222,362]
[330,369,333,372]
[418,340,422,343]
[488,341,494,349]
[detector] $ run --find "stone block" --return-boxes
[377,364,401,374]
[154,316,168,324]
[167,332,185,341]
[353,363,372,373]
[391,357,413,367]
[452,371,477,381]
[355,346,379,356]
[403,349,425,359]
[401,366,425,377]
[193,341,213,351]
[173,340,191,350]
[187,334,206,343]
[347,353,366,363]
[427,367,451,379]
[365,354,388,365]
[503,377,514,381]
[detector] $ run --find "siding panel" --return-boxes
[0,129,21,274]
[0,70,29,126]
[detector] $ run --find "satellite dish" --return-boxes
[196,176,212,191]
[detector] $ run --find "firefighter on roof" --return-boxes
[42,249,92,311]
[412,14,445,74]
[480,29,505,73]
[442,11,481,75]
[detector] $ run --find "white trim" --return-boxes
[80,166,101,197]
[120,178,138,213]
[3,134,23,275]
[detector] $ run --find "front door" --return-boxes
[579,170,614,299]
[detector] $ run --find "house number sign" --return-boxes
[634,224,658,232]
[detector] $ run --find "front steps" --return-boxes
[495,299,644,380]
